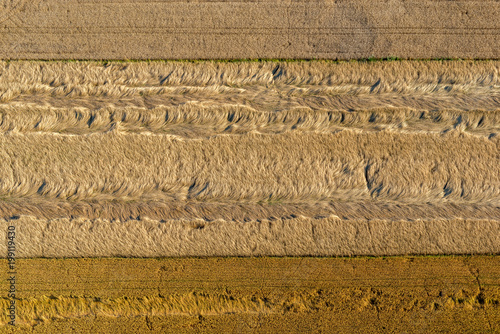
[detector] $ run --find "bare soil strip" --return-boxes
[0,60,498,257]
[0,1,498,59]
[0,257,499,333]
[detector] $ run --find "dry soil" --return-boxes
[0,0,498,59]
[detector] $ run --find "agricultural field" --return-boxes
[0,0,499,332]
[0,0,498,59]
[0,60,498,332]
[0,256,500,333]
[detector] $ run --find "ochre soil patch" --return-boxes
[0,256,499,333]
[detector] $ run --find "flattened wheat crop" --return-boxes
[0,60,498,258]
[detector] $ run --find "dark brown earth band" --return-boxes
[0,0,498,59]
[0,257,499,333]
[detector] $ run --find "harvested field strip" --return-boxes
[0,0,498,59]
[2,216,500,257]
[0,257,499,333]
[0,131,498,203]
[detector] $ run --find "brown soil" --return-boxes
[0,1,498,59]
[0,256,499,333]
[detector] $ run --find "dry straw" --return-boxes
[0,60,498,257]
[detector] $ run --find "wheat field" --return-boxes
[0,60,499,332]
[0,60,499,257]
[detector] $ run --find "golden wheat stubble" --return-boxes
[0,257,498,333]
